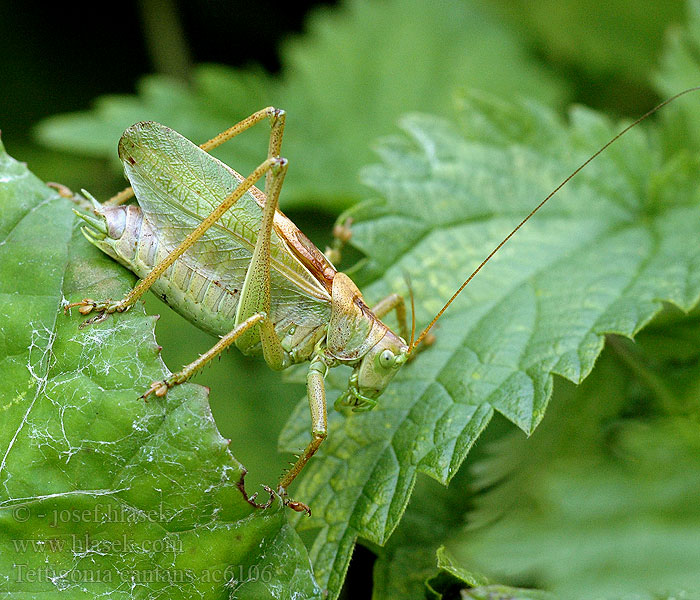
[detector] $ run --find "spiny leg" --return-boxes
[218,126,327,512]
[142,312,267,398]
[278,355,328,515]
[104,107,285,207]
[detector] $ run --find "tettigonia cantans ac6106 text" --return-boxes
[65,89,699,513]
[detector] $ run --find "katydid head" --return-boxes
[335,328,409,412]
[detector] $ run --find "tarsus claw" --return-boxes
[278,485,312,516]
[285,499,312,516]
[64,298,96,314]
[141,380,170,400]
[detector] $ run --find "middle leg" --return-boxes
[278,355,328,514]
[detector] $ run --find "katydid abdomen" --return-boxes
[83,202,330,364]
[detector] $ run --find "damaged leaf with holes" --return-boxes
[0,139,320,599]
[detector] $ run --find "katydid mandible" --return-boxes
[66,89,699,513]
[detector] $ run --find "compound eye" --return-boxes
[379,349,395,368]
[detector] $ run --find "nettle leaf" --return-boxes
[0,141,320,599]
[448,317,700,598]
[371,471,474,599]
[367,310,700,600]
[279,94,700,596]
[35,0,567,212]
[655,0,700,152]
[486,0,684,90]
[425,546,554,600]
[371,310,700,600]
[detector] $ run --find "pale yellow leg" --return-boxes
[371,293,409,343]
[142,313,266,398]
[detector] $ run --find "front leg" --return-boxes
[371,292,436,356]
[371,293,409,343]
[278,355,328,514]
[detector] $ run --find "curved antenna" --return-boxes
[404,272,417,348]
[408,86,700,354]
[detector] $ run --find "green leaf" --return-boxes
[279,94,700,596]
[459,587,556,600]
[655,0,700,153]
[424,547,490,600]
[0,140,320,599]
[484,0,684,97]
[445,313,700,598]
[369,309,700,600]
[425,546,554,600]
[370,471,474,599]
[35,0,568,213]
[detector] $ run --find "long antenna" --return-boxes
[408,86,700,354]
[405,273,416,348]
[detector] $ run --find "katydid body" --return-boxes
[68,90,699,512]
[70,112,409,512]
